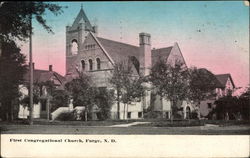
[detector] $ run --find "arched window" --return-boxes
[81,60,85,71]
[89,59,93,71]
[130,56,140,74]
[96,58,101,70]
[71,39,78,55]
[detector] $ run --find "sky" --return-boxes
[20,1,249,88]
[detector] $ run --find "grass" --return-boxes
[0,118,249,127]
[29,119,250,128]
[134,119,250,127]
[0,118,136,126]
[1,119,249,134]
[134,120,204,127]
[202,120,250,126]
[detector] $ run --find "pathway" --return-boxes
[109,121,150,127]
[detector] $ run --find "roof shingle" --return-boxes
[23,69,65,85]
[97,37,140,63]
[215,74,235,88]
[151,46,173,64]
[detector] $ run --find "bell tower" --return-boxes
[65,6,97,76]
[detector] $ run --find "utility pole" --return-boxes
[29,14,34,125]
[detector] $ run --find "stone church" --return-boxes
[65,7,193,119]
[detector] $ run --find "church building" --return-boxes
[65,7,193,119]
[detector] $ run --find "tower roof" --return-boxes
[71,7,94,32]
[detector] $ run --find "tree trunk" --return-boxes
[170,110,173,123]
[10,102,13,121]
[0,24,2,57]
[85,108,88,122]
[46,97,50,121]
[0,40,2,57]
[123,103,126,120]
[170,100,174,123]
[141,96,144,119]
[5,113,8,121]
[117,89,120,120]
[4,100,12,122]
[225,112,229,121]
[126,103,129,122]
[161,96,164,119]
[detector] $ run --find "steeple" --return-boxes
[71,6,94,32]
[66,6,97,75]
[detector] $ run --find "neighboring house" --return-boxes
[64,8,193,119]
[199,73,236,117]
[214,74,235,98]
[18,64,65,119]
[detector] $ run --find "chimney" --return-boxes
[139,32,151,46]
[49,65,53,71]
[139,32,151,76]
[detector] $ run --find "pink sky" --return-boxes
[20,2,249,89]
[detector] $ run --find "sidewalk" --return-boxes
[109,121,150,127]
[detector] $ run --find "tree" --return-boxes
[189,67,219,118]
[65,72,96,121]
[0,41,27,121]
[238,86,250,120]
[214,95,239,120]
[189,67,218,101]
[94,88,114,120]
[0,2,64,122]
[19,80,62,120]
[39,80,69,120]
[210,86,249,120]
[149,59,190,121]
[109,61,145,119]
[50,89,69,113]
[0,2,63,43]
[20,90,40,109]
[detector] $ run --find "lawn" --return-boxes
[0,118,136,126]
[134,119,250,127]
[0,118,249,127]
[0,119,249,134]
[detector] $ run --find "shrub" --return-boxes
[56,112,75,121]
[190,111,198,119]
[50,90,69,112]
[173,112,183,119]
[144,111,163,119]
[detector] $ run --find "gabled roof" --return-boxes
[93,36,140,76]
[71,8,94,31]
[23,69,65,86]
[215,74,235,88]
[193,68,223,88]
[95,36,180,75]
[97,37,140,63]
[151,46,173,64]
